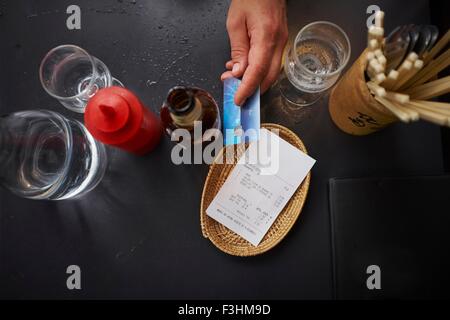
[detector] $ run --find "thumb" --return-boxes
[226,17,250,78]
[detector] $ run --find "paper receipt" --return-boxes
[206,129,316,246]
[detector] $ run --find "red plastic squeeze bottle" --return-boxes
[84,86,162,155]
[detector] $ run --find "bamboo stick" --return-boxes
[406,76,450,96]
[377,54,387,67]
[394,60,413,87]
[411,100,450,111]
[369,39,380,51]
[374,49,383,57]
[404,48,450,88]
[375,11,385,28]
[367,67,386,84]
[368,58,384,74]
[381,70,399,90]
[385,91,410,104]
[369,26,384,41]
[410,80,450,100]
[408,100,450,117]
[387,100,420,121]
[393,59,424,91]
[374,73,386,84]
[367,81,387,98]
[375,96,412,122]
[374,49,387,66]
[406,52,419,63]
[366,51,376,61]
[405,102,450,126]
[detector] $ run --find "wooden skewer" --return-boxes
[374,49,383,57]
[381,70,399,90]
[405,102,450,126]
[375,96,412,122]
[398,59,413,72]
[366,68,376,80]
[374,73,386,84]
[406,76,450,96]
[389,54,418,91]
[367,81,386,98]
[410,79,450,100]
[406,52,419,63]
[366,51,376,61]
[395,60,413,87]
[411,99,450,111]
[369,26,384,39]
[414,60,424,68]
[375,11,385,28]
[366,58,377,80]
[368,58,384,74]
[394,59,424,91]
[423,29,450,64]
[377,55,387,67]
[367,62,385,83]
[368,26,384,52]
[411,101,450,126]
[404,47,450,88]
[374,50,387,66]
[408,100,450,117]
[386,99,419,121]
[388,70,399,80]
[368,39,380,51]
[385,91,410,104]
[415,48,450,83]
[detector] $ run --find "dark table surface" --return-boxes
[0,0,444,299]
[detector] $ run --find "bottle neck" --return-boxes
[167,88,203,128]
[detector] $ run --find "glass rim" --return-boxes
[39,44,97,101]
[293,21,351,77]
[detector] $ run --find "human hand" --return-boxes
[221,0,288,106]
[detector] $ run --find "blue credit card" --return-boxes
[223,77,260,146]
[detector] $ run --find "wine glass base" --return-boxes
[112,78,124,87]
[277,72,325,108]
[279,85,323,108]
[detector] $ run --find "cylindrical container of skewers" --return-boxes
[329,11,450,136]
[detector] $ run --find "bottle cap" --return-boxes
[85,86,144,146]
[92,95,130,133]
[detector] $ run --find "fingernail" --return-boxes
[232,63,240,74]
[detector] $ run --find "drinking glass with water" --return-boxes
[0,110,107,200]
[279,21,351,107]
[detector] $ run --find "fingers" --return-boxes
[223,48,281,96]
[260,58,281,94]
[260,44,285,93]
[222,60,234,80]
[223,0,289,105]
[220,70,234,81]
[226,15,250,78]
[234,36,275,106]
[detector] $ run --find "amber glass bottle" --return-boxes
[160,86,220,143]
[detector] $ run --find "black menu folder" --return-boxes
[329,176,450,300]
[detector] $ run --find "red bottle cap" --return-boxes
[85,86,162,155]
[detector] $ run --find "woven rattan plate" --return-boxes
[200,123,311,257]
